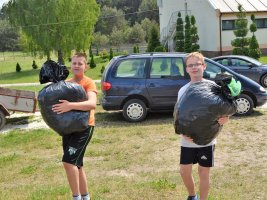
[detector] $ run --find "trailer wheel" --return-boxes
[0,110,6,130]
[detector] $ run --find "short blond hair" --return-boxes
[185,52,205,66]
[72,52,88,64]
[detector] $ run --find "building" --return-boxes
[157,0,267,57]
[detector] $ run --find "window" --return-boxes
[150,57,184,78]
[216,58,229,66]
[204,61,231,79]
[115,59,146,78]
[231,59,252,67]
[255,18,267,28]
[222,20,235,30]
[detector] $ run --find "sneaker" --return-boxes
[187,195,198,200]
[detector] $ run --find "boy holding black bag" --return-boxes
[177,52,229,200]
[52,53,97,200]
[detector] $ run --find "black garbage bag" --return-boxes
[39,60,69,84]
[38,61,89,136]
[173,75,238,145]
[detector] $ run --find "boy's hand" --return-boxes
[52,100,72,114]
[217,116,229,125]
[182,134,193,142]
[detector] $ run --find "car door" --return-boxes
[229,58,256,81]
[146,57,189,110]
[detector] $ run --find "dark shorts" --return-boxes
[180,145,215,167]
[62,126,94,168]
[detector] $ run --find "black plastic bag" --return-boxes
[173,79,237,145]
[38,61,89,136]
[38,81,89,136]
[39,60,69,84]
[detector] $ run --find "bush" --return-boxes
[32,60,38,69]
[154,45,166,52]
[109,48,114,60]
[100,49,109,59]
[100,65,105,74]
[89,55,96,68]
[16,62,21,72]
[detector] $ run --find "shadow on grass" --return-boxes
[6,116,31,125]
[0,69,40,83]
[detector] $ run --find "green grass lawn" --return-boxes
[0,108,267,199]
[0,52,109,84]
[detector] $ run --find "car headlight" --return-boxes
[259,86,266,92]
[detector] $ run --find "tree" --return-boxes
[0,20,20,51]
[125,23,145,44]
[95,6,128,35]
[89,44,93,57]
[133,45,137,53]
[138,0,159,23]
[16,62,21,72]
[90,54,96,68]
[175,12,184,52]
[6,0,100,63]
[248,14,261,59]
[146,24,160,52]
[141,18,158,42]
[92,32,109,49]
[190,15,200,52]
[109,47,113,60]
[231,4,249,56]
[32,60,38,69]
[109,27,125,50]
[184,15,192,53]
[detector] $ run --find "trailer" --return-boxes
[0,87,37,130]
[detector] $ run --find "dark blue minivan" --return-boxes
[101,53,267,122]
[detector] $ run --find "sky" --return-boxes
[0,0,8,8]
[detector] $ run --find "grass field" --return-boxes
[0,107,266,200]
[0,52,109,84]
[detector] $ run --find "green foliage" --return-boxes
[154,45,166,52]
[231,4,249,55]
[109,48,114,61]
[125,23,145,44]
[6,0,100,61]
[147,25,160,52]
[16,62,21,72]
[175,12,184,52]
[90,55,96,68]
[184,15,192,53]
[141,18,159,42]
[109,27,125,48]
[100,49,109,59]
[100,65,105,74]
[0,20,20,51]
[89,44,93,57]
[138,0,159,23]
[190,15,200,52]
[248,14,261,60]
[32,60,38,69]
[133,45,137,53]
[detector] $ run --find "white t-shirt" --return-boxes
[177,79,216,148]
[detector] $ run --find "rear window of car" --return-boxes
[114,58,147,78]
[150,57,184,78]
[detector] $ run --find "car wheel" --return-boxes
[235,94,254,116]
[0,110,6,130]
[260,74,267,88]
[123,99,147,122]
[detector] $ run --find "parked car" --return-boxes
[101,53,267,122]
[211,55,267,87]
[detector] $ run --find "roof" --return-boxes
[208,0,267,13]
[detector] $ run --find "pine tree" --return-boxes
[231,4,249,55]
[16,62,21,72]
[190,15,200,52]
[133,45,137,53]
[96,47,99,56]
[184,15,192,53]
[248,14,261,59]
[89,44,93,57]
[109,48,114,60]
[147,25,161,52]
[32,60,38,69]
[175,12,184,52]
[136,45,140,53]
[90,55,96,68]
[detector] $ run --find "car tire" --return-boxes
[123,99,147,122]
[260,74,267,88]
[0,110,6,130]
[235,94,254,116]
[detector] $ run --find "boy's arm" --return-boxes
[217,116,229,125]
[52,91,97,114]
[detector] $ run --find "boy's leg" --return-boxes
[63,162,80,196]
[180,164,196,196]
[79,167,88,195]
[198,166,210,200]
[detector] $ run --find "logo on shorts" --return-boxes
[68,146,77,155]
[201,155,207,160]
